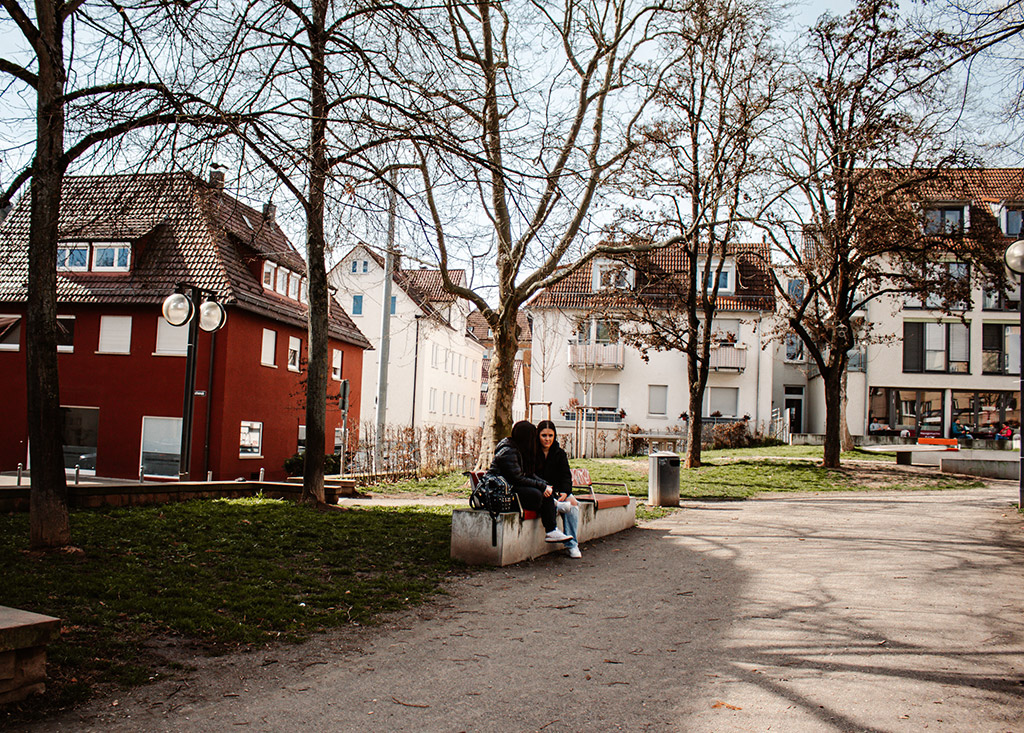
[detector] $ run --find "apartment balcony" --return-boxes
[567,342,625,370]
[708,342,747,371]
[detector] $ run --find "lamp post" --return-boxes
[1003,240,1024,508]
[161,284,227,480]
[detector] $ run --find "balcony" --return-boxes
[708,342,747,371]
[567,342,625,370]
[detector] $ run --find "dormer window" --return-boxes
[924,205,965,235]
[288,273,300,300]
[700,259,735,295]
[592,259,632,290]
[263,261,276,287]
[57,241,130,272]
[275,268,289,295]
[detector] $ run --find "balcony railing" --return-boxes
[567,342,625,369]
[708,342,747,371]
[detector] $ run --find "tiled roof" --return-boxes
[0,172,370,348]
[528,241,775,312]
[467,309,532,343]
[348,244,466,326]
[917,169,1024,202]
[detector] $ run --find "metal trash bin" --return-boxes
[648,451,680,507]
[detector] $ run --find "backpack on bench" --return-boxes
[469,472,516,546]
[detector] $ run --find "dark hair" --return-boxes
[509,420,538,470]
[536,419,557,436]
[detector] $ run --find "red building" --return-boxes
[0,171,369,481]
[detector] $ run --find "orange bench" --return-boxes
[917,438,959,450]
[570,468,631,510]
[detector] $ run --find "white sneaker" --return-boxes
[567,547,582,559]
[545,529,572,543]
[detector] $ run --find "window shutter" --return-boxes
[261,329,276,365]
[98,315,132,354]
[903,322,923,372]
[948,323,969,363]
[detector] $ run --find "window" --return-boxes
[334,427,344,453]
[332,349,343,380]
[904,321,969,373]
[98,315,132,354]
[593,261,632,290]
[92,243,130,271]
[573,383,620,409]
[711,319,740,343]
[352,295,363,315]
[275,268,289,295]
[351,260,358,273]
[1007,208,1024,237]
[299,278,308,304]
[288,336,301,372]
[707,387,739,417]
[289,274,300,300]
[390,295,397,315]
[363,260,368,273]
[56,316,75,353]
[263,261,276,288]
[57,245,88,271]
[595,320,618,344]
[140,416,182,478]
[983,323,1021,375]
[787,279,804,302]
[648,385,668,416]
[155,317,188,355]
[261,328,277,366]
[298,425,306,454]
[924,206,964,235]
[239,421,263,457]
[0,315,21,351]
[702,260,735,294]
[785,333,804,362]
[924,262,969,309]
[429,388,437,412]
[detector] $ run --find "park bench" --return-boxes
[0,606,60,704]
[860,438,959,465]
[570,467,632,510]
[450,470,636,566]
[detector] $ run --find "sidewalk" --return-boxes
[28,483,1024,732]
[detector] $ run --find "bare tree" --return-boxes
[0,0,232,549]
[590,0,781,467]
[407,0,697,466]
[766,0,1007,467]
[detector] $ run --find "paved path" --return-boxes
[31,485,1024,732]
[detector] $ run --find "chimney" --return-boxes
[209,167,225,190]
[263,202,277,223]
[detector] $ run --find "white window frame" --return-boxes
[57,244,89,271]
[91,242,131,272]
[263,261,276,288]
[239,420,263,458]
[0,314,22,352]
[648,385,668,417]
[261,328,277,367]
[97,315,132,354]
[288,336,301,372]
[288,274,300,300]
[275,268,289,295]
[56,315,75,353]
[332,349,343,380]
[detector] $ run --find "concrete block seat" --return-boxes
[0,606,60,705]
[451,470,636,566]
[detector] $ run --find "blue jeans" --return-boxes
[558,501,579,550]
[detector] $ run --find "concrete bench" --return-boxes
[860,442,957,465]
[451,471,636,566]
[0,606,60,705]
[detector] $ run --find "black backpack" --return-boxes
[469,472,516,545]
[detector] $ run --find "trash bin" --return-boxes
[648,451,680,507]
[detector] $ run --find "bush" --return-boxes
[283,451,340,476]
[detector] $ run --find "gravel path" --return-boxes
[29,484,1024,732]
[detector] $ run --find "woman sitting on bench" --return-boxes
[491,421,571,544]
[536,420,581,559]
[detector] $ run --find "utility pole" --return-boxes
[373,171,397,472]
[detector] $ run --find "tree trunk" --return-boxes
[822,366,843,468]
[27,0,71,550]
[301,1,329,505]
[478,316,517,469]
[840,368,855,452]
[684,378,703,468]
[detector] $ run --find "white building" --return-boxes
[802,169,1023,440]
[328,245,485,432]
[526,242,777,454]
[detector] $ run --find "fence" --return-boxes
[348,423,482,484]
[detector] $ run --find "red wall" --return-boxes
[0,304,363,482]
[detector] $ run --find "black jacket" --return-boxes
[490,438,547,492]
[537,441,572,497]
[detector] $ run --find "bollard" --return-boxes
[16,463,22,486]
[259,467,265,482]
[207,470,212,482]
[75,464,80,486]
[139,464,144,483]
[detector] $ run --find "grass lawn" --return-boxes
[0,498,461,725]
[0,448,987,724]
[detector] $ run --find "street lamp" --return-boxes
[161,284,226,480]
[1003,240,1024,508]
